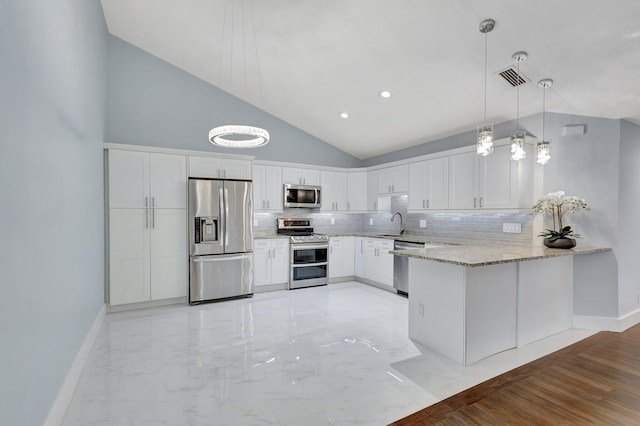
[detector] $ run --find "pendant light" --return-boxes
[477,19,495,156]
[510,52,527,161]
[536,79,553,165]
[209,0,270,148]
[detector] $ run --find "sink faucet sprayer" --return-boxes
[391,212,405,235]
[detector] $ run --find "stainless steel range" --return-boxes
[277,218,329,289]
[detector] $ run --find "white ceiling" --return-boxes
[100,0,640,159]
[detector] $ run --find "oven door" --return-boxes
[290,243,329,289]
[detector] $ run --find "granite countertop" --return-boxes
[389,245,611,267]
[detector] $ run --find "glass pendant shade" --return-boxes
[510,130,526,161]
[477,124,494,156]
[209,125,270,148]
[536,140,551,165]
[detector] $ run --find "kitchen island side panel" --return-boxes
[408,258,466,364]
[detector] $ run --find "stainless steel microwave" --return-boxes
[283,184,321,208]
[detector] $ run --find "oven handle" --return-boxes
[292,262,328,268]
[291,243,329,251]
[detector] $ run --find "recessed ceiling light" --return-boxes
[380,90,392,98]
[340,112,350,119]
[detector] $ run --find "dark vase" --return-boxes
[543,237,577,249]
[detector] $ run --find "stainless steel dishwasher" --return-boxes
[393,240,425,296]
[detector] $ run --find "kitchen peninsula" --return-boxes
[390,244,611,365]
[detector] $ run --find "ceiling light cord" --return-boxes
[483,31,488,124]
[516,58,520,130]
[542,85,546,141]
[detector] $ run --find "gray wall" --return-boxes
[618,120,640,316]
[106,35,362,168]
[0,1,107,425]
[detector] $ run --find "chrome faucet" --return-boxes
[391,212,405,235]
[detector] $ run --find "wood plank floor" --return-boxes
[391,324,640,425]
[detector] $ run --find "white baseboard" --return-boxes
[573,307,640,332]
[44,304,106,426]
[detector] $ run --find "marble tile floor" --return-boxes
[63,282,597,425]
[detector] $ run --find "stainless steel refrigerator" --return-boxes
[188,178,254,304]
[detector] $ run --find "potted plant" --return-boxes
[532,191,589,249]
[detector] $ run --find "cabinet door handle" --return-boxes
[347,202,350,210]
[218,169,221,178]
[479,197,483,208]
[303,178,306,184]
[374,201,377,210]
[427,199,430,209]
[267,200,270,209]
[223,170,226,178]
[422,199,425,208]
[474,197,477,208]
[151,197,155,228]
[144,197,149,228]
[267,248,271,258]
[272,248,275,258]
[262,200,265,209]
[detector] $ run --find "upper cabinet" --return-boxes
[377,164,409,195]
[347,171,368,211]
[408,157,449,210]
[448,151,478,210]
[282,167,321,185]
[449,141,534,210]
[188,156,252,180]
[253,165,283,211]
[321,170,348,211]
[109,150,187,209]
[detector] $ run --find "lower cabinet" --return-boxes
[109,208,187,306]
[254,239,289,286]
[360,238,394,289]
[329,237,354,279]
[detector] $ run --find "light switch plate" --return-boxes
[503,223,522,233]
[419,219,427,228]
[330,218,335,225]
[369,218,373,226]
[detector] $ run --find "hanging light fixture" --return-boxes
[477,18,495,156]
[536,79,553,165]
[209,0,270,148]
[510,52,527,161]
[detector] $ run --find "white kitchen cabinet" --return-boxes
[448,151,478,210]
[448,141,533,210]
[188,156,252,180]
[377,165,409,194]
[329,237,355,278]
[109,208,187,305]
[109,209,150,305]
[109,150,187,209]
[354,237,365,277]
[408,157,449,210]
[253,165,283,211]
[254,239,289,286]
[282,167,320,185]
[108,149,188,306]
[347,172,367,211]
[363,238,394,288]
[367,170,379,211]
[321,170,348,211]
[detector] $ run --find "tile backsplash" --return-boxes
[255,195,534,246]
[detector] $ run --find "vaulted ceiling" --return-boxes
[101,0,640,159]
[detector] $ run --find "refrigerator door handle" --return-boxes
[192,253,252,263]
[219,187,225,248]
[223,187,230,247]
